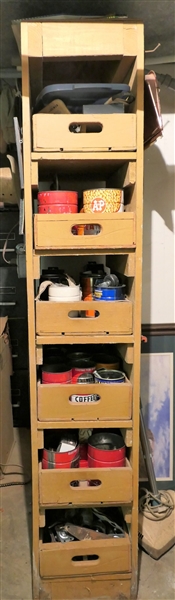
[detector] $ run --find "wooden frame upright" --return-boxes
[16,18,144,600]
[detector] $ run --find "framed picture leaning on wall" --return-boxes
[140,325,175,489]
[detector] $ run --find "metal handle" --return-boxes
[140,401,158,495]
[0,302,16,306]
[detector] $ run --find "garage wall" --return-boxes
[142,63,175,324]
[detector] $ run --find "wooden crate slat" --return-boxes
[34,213,135,250]
[39,461,133,506]
[36,299,133,335]
[41,573,131,600]
[40,535,131,578]
[37,379,132,421]
[33,114,136,152]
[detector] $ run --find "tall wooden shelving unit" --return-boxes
[13,18,144,600]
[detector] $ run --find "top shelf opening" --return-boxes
[17,21,141,60]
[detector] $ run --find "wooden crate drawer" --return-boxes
[32,114,136,152]
[40,572,131,600]
[38,380,132,421]
[34,213,135,250]
[36,300,133,335]
[39,535,131,578]
[39,461,132,506]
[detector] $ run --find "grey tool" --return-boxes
[83,104,125,114]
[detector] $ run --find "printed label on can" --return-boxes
[70,394,98,403]
[91,198,106,212]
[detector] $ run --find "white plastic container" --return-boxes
[48,283,81,302]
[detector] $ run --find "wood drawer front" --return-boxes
[33,114,136,152]
[36,300,133,336]
[40,573,131,600]
[34,213,135,250]
[40,535,131,578]
[39,461,132,506]
[38,381,132,421]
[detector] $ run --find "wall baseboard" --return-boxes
[142,323,175,336]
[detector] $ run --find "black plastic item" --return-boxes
[40,267,68,300]
[8,317,28,370]
[11,369,30,427]
[42,362,71,374]
[42,356,66,366]
[44,345,67,358]
[68,351,92,362]
[33,83,131,113]
[71,358,96,369]
[0,266,27,318]
[81,261,105,276]
[44,429,78,451]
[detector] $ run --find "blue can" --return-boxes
[94,368,125,384]
[94,284,126,301]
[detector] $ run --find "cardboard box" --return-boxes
[0,316,14,475]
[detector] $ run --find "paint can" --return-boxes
[88,432,125,468]
[42,435,79,469]
[94,284,126,301]
[42,363,72,384]
[94,368,125,384]
[38,203,78,214]
[38,190,78,214]
[72,358,96,383]
[83,188,124,213]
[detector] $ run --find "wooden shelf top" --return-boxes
[31,152,137,179]
[37,419,133,430]
[36,334,134,345]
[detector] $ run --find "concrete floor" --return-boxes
[0,429,175,600]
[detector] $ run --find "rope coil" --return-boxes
[139,487,174,521]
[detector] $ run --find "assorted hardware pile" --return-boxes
[44,507,126,544]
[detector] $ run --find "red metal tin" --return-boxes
[72,358,95,383]
[42,444,79,469]
[42,455,79,469]
[38,203,77,214]
[42,364,72,384]
[88,432,125,467]
[79,459,89,468]
[88,455,125,468]
[38,191,78,205]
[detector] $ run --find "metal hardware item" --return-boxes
[64,523,111,540]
